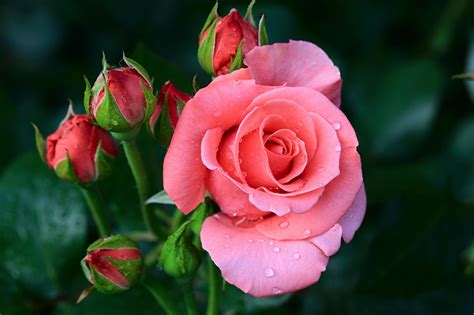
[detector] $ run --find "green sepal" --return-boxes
[198,18,218,76]
[87,234,139,251]
[83,76,92,116]
[258,14,269,46]
[54,152,80,185]
[141,81,157,121]
[59,101,76,126]
[192,74,200,93]
[199,2,219,38]
[32,123,46,163]
[81,257,92,284]
[159,220,201,278]
[95,74,131,132]
[123,53,153,85]
[146,190,175,205]
[155,94,174,146]
[176,98,186,116]
[190,199,214,236]
[228,40,244,73]
[94,141,115,181]
[102,51,111,72]
[244,0,256,25]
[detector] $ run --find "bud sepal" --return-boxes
[81,235,144,294]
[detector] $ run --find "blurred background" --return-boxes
[1,0,474,314]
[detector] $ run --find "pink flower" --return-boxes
[163,40,365,297]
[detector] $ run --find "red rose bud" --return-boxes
[84,54,156,135]
[34,106,118,185]
[81,235,144,294]
[148,81,192,146]
[198,2,268,76]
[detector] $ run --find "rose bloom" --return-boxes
[164,41,366,297]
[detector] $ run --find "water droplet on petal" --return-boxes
[272,286,283,294]
[335,145,341,152]
[293,253,301,260]
[264,268,275,278]
[213,111,222,117]
[269,241,274,245]
[273,247,281,253]
[224,244,230,248]
[332,122,341,130]
[224,234,230,239]
[304,229,312,236]
[247,239,254,243]
[279,221,289,229]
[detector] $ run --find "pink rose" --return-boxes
[163,40,366,297]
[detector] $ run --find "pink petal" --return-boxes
[250,87,358,149]
[201,213,329,297]
[308,224,342,256]
[206,169,268,219]
[338,184,366,243]
[245,40,342,106]
[256,148,363,240]
[163,80,272,213]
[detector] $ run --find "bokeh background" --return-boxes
[1,0,474,314]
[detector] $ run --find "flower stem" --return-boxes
[121,139,162,238]
[80,185,111,237]
[180,279,198,315]
[143,279,180,315]
[206,256,220,315]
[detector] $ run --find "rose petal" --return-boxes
[256,148,363,240]
[245,40,342,106]
[201,213,329,297]
[164,80,272,213]
[338,184,366,243]
[90,256,129,288]
[250,87,358,148]
[206,170,268,219]
[308,224,342,256]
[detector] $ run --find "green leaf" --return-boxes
[146,189,175,205]
[0,152,87,299]
[198,19,217,76]
[258,14,269,46]
[32,123,46,163]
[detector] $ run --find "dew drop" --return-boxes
[234,80,240,85]
[264,268,275,278]
[279,221,289,229]
[224,234,230,239]
[272,286,283,294]
[242,172,247,177]
[247,239,254,243]
[293,253,301,260]
[304,229,312,236]
[231,211,237,217]
[273,247,281,253]
[297,121,303,127]
[335,145,341,152]
[269,241,274,245]
[112,120,119,126]
[224,244,230,248]
[213,111,222,117]
[332,122,341,130]
[239,158,243,164]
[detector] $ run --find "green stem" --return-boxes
[122,139,162,238]
[181,279,198,315]
[80,186,111,237]
[143,280,180,315]
[206,256,219,315]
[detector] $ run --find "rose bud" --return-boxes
[159,221,201,278]
[148,81,192,146]
[81,235,144,294]
[198,2,268,76]
[84,54,156,136]
[33,105,118,185]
